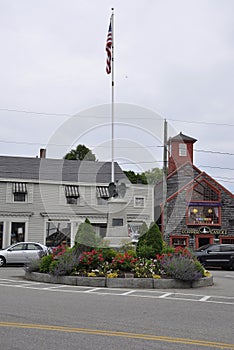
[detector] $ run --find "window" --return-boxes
[208,245,220,252]
[65,185,79,205]
[179,143,187,156]
[170,236,189,247]
[11,222,25,244]
[13,183,27,202]
[134,197,145,207]
[220,237,234,244]
[187,179,220,202]
[187,205,220,225]
[11,243,25,251]
[27,243,42,251]
[220,245,234,252]
[46,221,71,247]
[96,186,109,204]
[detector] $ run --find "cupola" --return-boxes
[168,132,197,174]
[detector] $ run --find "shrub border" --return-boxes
[25,271,213,289]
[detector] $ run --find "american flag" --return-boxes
[105,21,112,74]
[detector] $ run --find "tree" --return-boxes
[74,218,102,248]
[123,170,147,184]
[136,222,163,258]
[123,168,163,185]
[139,222,148,237]
[65,145,96,161]
[144,168,163,185]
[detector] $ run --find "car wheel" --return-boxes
[0,256,6,267]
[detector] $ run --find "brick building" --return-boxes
[155,132,234,249]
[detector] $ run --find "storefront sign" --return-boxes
[181,227,227,235]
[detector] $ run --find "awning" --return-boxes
[96,186,109,198]
[13,183,27,193]
[65,185,79,197]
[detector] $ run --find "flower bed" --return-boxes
[25,271,213,289]
[25,244,213,288]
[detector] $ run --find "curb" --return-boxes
[25,271,213,289]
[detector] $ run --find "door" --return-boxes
[24,243,42,262]
[6,243,27,264]
[196,234,214,249]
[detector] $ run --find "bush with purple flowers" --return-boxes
[159,254,203,281]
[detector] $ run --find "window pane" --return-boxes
[46,221,71,247]
[14,193,26,202]
[187,206,219,225]
[67,197,77,205]
[135,197,145,207]
[179,143,187,156]
[11,223,25,244]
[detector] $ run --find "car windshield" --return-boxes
[196,244,213,252]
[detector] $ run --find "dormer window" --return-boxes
[179,143,187,156]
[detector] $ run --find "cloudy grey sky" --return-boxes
[0,0,234,191]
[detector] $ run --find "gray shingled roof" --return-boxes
[0,156,130,184]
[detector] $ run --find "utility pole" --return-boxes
[163,119,168,241]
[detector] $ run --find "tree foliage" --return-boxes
[136,222,163,258]
[123,171,147,184]
[75,218,102,248]
[124,168,163,185]
[144,168,164,185]
[64,144,96,161]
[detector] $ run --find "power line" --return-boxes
[199,165,234,171]
[0,139,233,156]
[0,108,71,117]
[0,107,234,127]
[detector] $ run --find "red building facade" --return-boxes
[155,132,234,249]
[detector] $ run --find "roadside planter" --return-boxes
[25,271,213,289]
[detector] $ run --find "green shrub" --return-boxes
[136,223,163,258]
[49,260,59,274]
[96,248,117,262]
[136,245,156,259]
[49,251,78,276]
[39,255,53,273]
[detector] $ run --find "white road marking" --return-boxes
[159,292,173,298]
[199,296,211,301]
[0,278,234,305]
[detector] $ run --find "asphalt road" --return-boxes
[0,267,233,350]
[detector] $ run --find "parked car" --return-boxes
[194,244,234,270]
[0,242,50,267]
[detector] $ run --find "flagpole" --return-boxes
[111,8,115,183]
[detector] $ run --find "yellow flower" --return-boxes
[88,272,97,277]
[106,272,118,278]
[203,270,211,277]
[152,274,161,279]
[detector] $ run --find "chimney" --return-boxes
[40,148,46,158]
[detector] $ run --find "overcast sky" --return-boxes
[0,0,234,191]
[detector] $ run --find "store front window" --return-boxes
[11,222,25,244]
[187,205,220,225]
[46,221,71,247]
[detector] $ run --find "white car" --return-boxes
[0,242,50,267]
